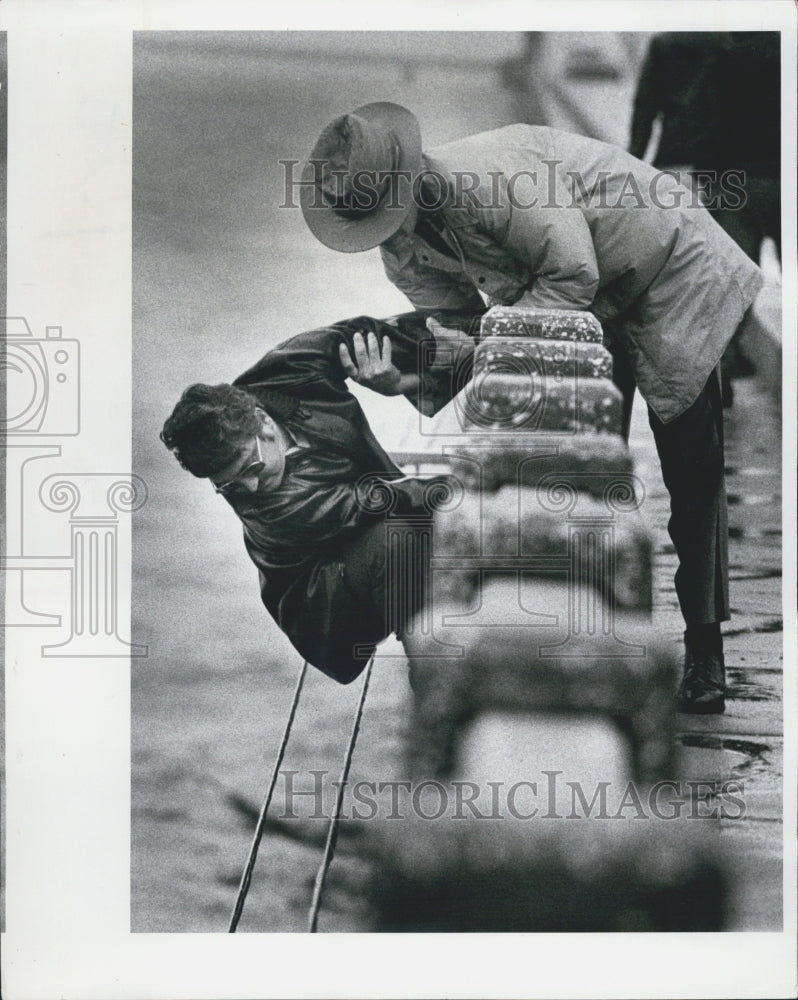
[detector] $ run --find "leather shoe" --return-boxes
[677,647,726,714]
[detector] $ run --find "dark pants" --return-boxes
[278,515,431,685]
[611,349,729,627]
[277,522,392,685]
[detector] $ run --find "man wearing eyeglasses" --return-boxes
[160,310,477,685]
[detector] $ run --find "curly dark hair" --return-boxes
[160,383,261,478]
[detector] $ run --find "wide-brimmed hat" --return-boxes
[301,102,423,253]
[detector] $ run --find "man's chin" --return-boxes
[258,468,285,492]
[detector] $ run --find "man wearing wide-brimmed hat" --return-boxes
[301,102,764,715]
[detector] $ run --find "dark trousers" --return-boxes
[277,509,432,686]
[611,350,730,627]
[278,522,394,685]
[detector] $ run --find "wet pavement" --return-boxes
[629,363,784,931]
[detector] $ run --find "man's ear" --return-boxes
[254,407,277,440]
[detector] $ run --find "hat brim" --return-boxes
[300,102,423,253]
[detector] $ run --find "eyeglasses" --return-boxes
[212,436,266,496]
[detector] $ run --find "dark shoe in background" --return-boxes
[677,645,726,714]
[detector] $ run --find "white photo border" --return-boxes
[2,1,796,998]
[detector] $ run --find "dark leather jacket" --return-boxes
[228,310,479,681]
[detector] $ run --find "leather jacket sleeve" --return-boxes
[235,315,425,399]
[234,311,481,417]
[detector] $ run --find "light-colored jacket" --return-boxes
[380,125,763,422]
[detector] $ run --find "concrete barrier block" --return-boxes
[480,305,604,343]
[448,434,632,495]
[474,337,614,380]
[432,487,651,610]
[458,372,623,434]
[405,579,673,782]
[367,815,728,931]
